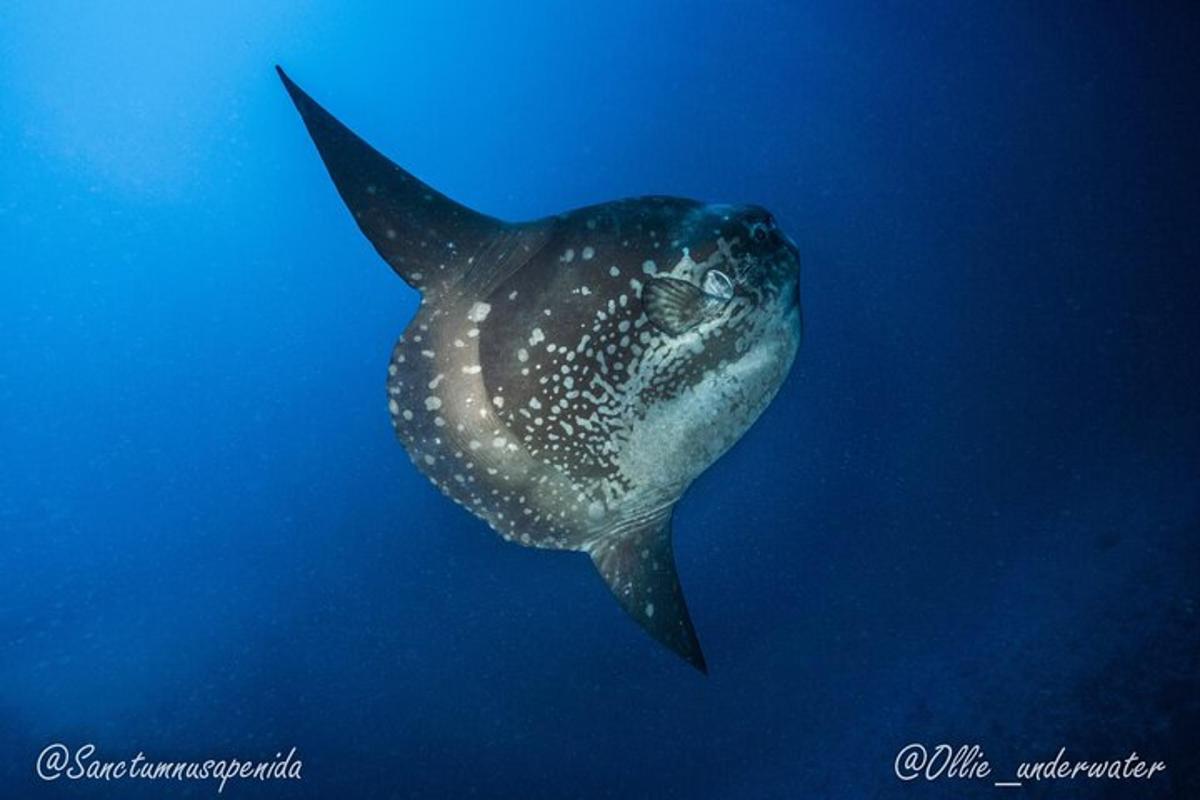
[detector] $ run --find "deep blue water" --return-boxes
[2,2,1198,798]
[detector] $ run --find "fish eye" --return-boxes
[748,219,772,243]
[702,268,735,301]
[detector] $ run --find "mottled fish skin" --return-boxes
[279,67,802,672]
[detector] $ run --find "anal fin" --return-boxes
[588,514,707,673]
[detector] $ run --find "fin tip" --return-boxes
[274,65,307,108]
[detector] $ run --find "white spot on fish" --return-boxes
[425,396,443,411]
[467,301,492,322]
[582,246,595,260]
[530,328,545,346]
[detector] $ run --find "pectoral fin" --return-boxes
[587,514,707,673]
[642,276,715,336]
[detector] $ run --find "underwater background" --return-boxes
[2,2,1197,797]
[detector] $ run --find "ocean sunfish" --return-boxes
[278,67,802,672]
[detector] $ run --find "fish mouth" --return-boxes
[782,288,803,339]
[782,281,801,314]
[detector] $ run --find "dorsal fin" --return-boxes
[588,512,707,673]
[276,66,507,297]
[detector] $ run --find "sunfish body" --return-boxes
[278,67,802,671]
